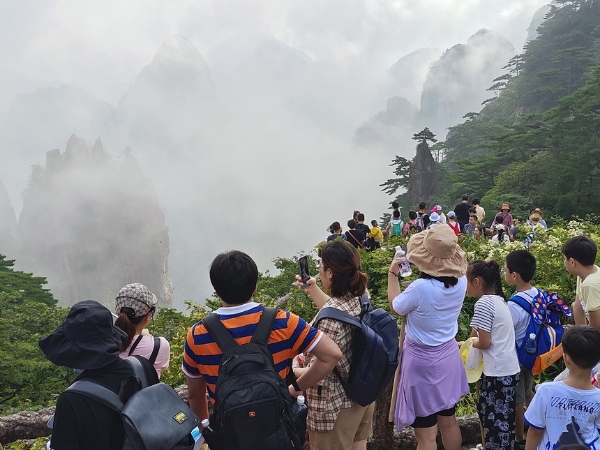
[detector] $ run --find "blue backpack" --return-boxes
[508,290,572,375]
[314,295,399,406]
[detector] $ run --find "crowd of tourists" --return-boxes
[327,196,550,252]
[35,197,600,450]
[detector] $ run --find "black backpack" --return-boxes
[314,295,399,406]
[57,356,199,450]
[202,307,301,450]
[364,236,377,252]
[128,335,161,364]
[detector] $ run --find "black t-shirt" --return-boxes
[51,357,159,450]
[345,229,365,248]
[454,202,472,223]
[355,223,370,237]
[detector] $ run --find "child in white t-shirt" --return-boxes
[468,260,521,450]
[525,326,600,450]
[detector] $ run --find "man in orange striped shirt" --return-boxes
[183,250,342,422]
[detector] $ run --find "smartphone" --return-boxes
[298,256,310,286]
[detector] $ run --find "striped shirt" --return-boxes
[470,294,520,377]
[182,302,322,403]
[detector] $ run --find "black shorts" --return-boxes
[411,406,456,428]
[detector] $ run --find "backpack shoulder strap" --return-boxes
[314,307,361,328]
[67,380,124,413]
[358,294,371,316]
[347,231,364,248]
[128,334,144,356]
[508,293,532,313]
[251,307,277,346]
[203,313,239,352]
[124,356,149,389]
[148,337,161,365]
[314,301,365,389]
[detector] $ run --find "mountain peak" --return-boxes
[154,35,203,64]
[135,34,214,87]
[253,38,313,64]
[117,35,218,141]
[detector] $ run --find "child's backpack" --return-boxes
[390,221,402,236]
[59,356,200,450]
[405,221,419,235]
[313,295,399,406]
[202,307,301,450]
[508,290,572,375]
[415,214,425,232]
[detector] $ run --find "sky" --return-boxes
[1,0,548,93]
[0,0,551,306]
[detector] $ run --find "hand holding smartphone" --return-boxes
[298,256,310,288]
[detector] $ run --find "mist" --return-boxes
[0,0,549,307]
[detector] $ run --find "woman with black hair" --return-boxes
[326,221,346,242]
[294,240,374,450]
[114,283,171,377]
[387,225,469,450]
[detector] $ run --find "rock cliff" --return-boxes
[353,96,418,150]
[0,181,19,258]
[18,135,173,307]
[407,141,437,205]
[419,29,515,137]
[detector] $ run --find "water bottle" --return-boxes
[201,418,214,433]
[524,333,537,354]
[292,395,308,417]
[394,246,412,277]
[291,395,308,445]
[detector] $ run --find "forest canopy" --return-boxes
[385,0,600,220]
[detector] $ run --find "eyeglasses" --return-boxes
[316,262,329,273]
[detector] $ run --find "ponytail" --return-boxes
[348,269,368,298]
[467,260,505,299]
[114,307,144,351]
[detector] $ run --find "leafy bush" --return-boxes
[4,220,598,423]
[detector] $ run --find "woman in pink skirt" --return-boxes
[388,225,469,450]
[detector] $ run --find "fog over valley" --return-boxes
[0,0,550,307]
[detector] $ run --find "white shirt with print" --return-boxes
[525,381,600,450]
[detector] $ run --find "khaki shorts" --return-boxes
[308,402,375,450]
[516,365,533,404]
